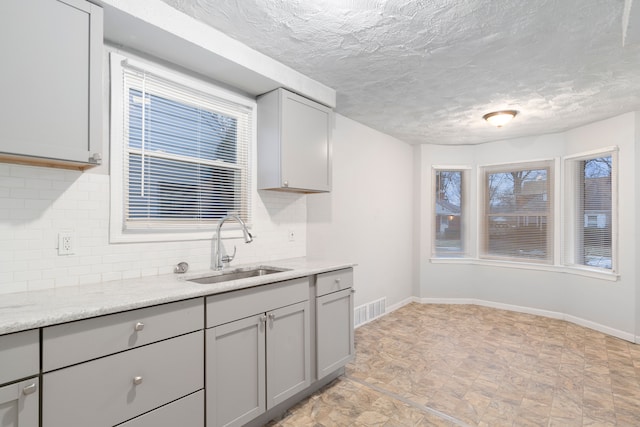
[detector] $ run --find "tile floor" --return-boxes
[270,303,640,426]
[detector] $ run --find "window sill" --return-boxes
[429,257,619,282]
[109,228,251,244]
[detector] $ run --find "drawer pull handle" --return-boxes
[134,322,145,332]
[335,278,341,284]
[268,313,276,320]
[22,383,37,396]
[260,315,267,323]
[133,376,143,386]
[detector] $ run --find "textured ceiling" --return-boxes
[160,0,640,145]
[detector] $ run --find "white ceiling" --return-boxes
[159,0,640,145]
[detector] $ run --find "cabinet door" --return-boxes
[0,0,102,165]
[0,378,39,427]
[206,315,266,427]
[317,288,355,379]
[266,300,311,409]
[281,91,331,192]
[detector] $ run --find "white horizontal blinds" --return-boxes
[121,65,251,230]
[434,170,464,257]
[481,161,553,263]
[569,153,614,270]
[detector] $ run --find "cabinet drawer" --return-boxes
[316,268,353,297]
[43,298,204,371]
[0,329,39,385]
[120,390,204,427]
[42,331,204,427]
[206,277,309,328]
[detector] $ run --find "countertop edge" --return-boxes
[0,258,355,335]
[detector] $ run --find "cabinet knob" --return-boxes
[134,322,145,332]
[268,313,276,320]
[133,376,143,386]
[283,180,289,187]
[335,278,341,284]
[22,383,37,396]
[260,315,267,323]
[351,288,356,294]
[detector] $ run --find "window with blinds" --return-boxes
[110,53,254,240]
[564,150,617,271]
[480,161,554,263]
[433,169,467,257]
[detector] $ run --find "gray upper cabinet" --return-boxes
[0,0,103,170]
[257,88,332,193]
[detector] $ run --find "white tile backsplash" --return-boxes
[0,164,307,295]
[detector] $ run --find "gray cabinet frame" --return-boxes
[0,0,103,170]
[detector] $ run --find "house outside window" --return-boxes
[109,53,255,243]
[564,150,617,272]
[433,169,467,257]
[480,161,554,263]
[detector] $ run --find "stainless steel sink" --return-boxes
[187,266,288,285]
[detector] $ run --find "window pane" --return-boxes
[580,156,612,269]
[483,165,552,262]
[127,154,241,221]
[128,89,238,164]
[434,170,464,256]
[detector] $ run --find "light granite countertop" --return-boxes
[0,258,354,335]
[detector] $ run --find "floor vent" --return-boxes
[368,297,386,320]
[354,304,368,327]
[354,297,387,328]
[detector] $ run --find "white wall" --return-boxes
[0,163,307,294]
[417,113,638,339]
[0,44,309,295]
[307,114,415,309]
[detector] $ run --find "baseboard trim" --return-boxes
[420,297,635,343]
[387,296,419,314]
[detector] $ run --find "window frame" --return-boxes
[431,166,470,258]
[479,159,555,264]
[109,52,257,243]
[562,147,618,274]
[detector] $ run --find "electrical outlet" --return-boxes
[288,230,295,242]
[58,232,74,255]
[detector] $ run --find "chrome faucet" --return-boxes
[213,214,253,270]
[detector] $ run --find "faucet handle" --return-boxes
[221,246,237,264]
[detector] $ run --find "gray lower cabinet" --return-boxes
[0,329,40,427]
[42,331,204,427]
[316,268,355,380]
[0,378,39,427]
[316,288,355,379]
[119,390,205,427]
[266,301,311,407]
[206,315,266,427]
[206,279,311,427]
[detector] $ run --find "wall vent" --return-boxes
[354,297,387,328]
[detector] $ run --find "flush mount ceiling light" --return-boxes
[483,110,518,128]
